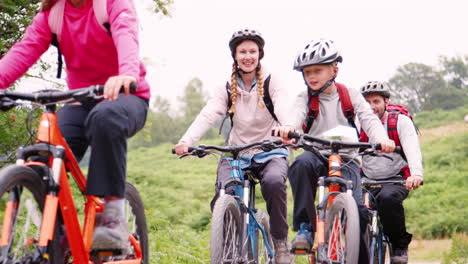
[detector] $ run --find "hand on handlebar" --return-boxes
[104,76,137,101]
[272,126,297,144]
[405,175,423,190]
[174,141,191,155]
[378,139,395,153]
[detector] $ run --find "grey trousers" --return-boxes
[212,157,289,240]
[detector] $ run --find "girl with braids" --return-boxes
[0,0,150,253]
[174,28,294,264]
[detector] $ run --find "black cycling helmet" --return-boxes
[360,81,391,98]
[229,28,265,60]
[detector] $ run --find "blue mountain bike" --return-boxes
[174,139,283,263]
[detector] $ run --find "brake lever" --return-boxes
[0,97,16,111]
[362,148,394,161]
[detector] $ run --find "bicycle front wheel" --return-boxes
[0,165,62,263]
[210,195,242,264]
[325,193,360,264]
[248,209,273,264]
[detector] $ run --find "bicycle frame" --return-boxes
[315,151,354,263]
[218,158,275,261]
[0,108,143,263]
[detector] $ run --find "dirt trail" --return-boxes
[419,122,467,143]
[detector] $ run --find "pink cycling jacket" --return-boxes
[0,0,150,99]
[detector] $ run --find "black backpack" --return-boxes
[219,75,278,134]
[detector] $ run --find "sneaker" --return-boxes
[391,247,408,263]
[291,223,314,253]
[272,238,295,264]
[92,203,130,254]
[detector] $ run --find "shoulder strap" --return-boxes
[302,93,319,133]
[48,0,66,78]
[303,83,357,134]
[48,0,66,39]
[93,0,110,33]
[261,75,278,122]
[336,83,354,122]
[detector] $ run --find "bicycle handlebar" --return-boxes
[0,83,137,108]
[287,131,402,154]
[172,139,284,158]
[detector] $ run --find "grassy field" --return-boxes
[125,121,467,263]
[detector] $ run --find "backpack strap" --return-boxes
[219,75,276,135]
[48,0,66,78]
[336,83,356,129]
[261,75,278,122]
[93,0,110,33]
[302,83,357,134]
[302,93,319,133]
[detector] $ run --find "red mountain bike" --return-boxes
[0,86,148,264]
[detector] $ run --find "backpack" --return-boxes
[302,82,357,134]
[359,104,419,178]
[219,75,277,135]
[48,0,112,78]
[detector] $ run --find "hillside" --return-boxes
[126,120,467,264]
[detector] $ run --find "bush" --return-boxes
[443,233,468,264]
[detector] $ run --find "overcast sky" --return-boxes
[134,0,468,110]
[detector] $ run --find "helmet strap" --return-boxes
[306,75,336,97]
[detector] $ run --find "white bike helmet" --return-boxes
[293,39,342,71]
[360,81,391,98]
[229,28,265,59]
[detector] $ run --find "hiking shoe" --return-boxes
[92,203,130,254]
[273,238,295,264]
[391,247,408,263]
[291,223,314,253]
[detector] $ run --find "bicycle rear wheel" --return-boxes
[90,182,149,264]
[210,195,242,264]
[248,210,273,264]
[0,165,62,263]
[124,182,149,264]
[325,193,360,264]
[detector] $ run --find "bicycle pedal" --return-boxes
[90,248,123,257]
[291,247,314,255]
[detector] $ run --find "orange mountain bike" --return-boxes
[286,130,401,264]
[0,86,148,264]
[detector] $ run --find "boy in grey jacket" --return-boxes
[274,39,395,264]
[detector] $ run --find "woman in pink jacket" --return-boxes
[174,28,294,264]
[0,0,150,252]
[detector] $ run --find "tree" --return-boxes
[177,78,207,124]
[439,55,468,89]
[388,63,447,113]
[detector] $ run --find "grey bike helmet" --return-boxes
[293,39,343,71]
[360,81,391,98]
[229,28,265,59]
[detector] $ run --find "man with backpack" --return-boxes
[360,81,424,263]
[274,39,395,264]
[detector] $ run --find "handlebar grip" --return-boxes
[375,144,403,154]
[171,147,195,154]
[129,82,137,93]
[287,131,300,139]
[94,82,137,94]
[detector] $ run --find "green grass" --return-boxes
[126,123,467,263]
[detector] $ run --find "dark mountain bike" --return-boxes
[362,177,408,264]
